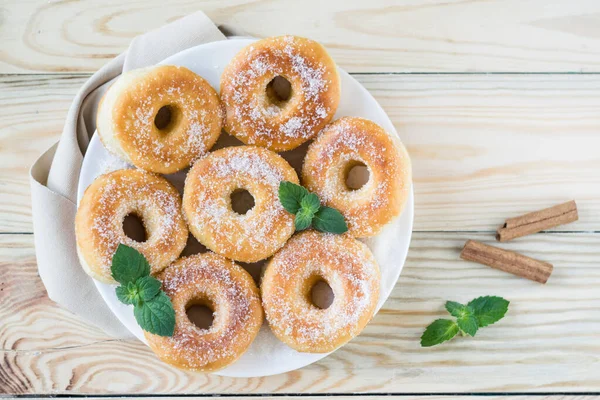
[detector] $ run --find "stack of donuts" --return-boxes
[75,36,412,372]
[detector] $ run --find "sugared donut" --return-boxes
[97,65,223,174]
[145,252,263,372]
[183,146,298,263]
[75,169,188,284]
[262,230,380,353]
[302,117,412,237]
[220,35,340,151]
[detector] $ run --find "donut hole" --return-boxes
[122,213,147,242]
[344,160,370,191]
[309,279,334,310]
[266,76,292,107]
[186,299,215,330]
[230,189,255,215]
[154,105,179,132]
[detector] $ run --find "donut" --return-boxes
[145,252,263,372]
[97,65,223,174]
[261,230,380,353]
[75,169,188,284]
[302,117,412,237]
[220,35,341,151]
[183,146,298,263]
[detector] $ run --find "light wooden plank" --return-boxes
[2,0,600,73]
[1,232,599,394]
[2,74,600,233]
[0,75,80,232]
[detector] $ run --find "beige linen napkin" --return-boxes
[29,11,227,338]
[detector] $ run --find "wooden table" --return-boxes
[2,1,600,398]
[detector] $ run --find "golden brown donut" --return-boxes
[183,146,298,263]
[302,117,412,237]
[145,252,263,372]
[97,65,223,174]
[262,230,380,353]
[75,169,188,284]
[220,35,340,151]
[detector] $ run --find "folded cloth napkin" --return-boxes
[29,11,227,338]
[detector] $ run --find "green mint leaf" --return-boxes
[295,209,313,231]
[279,181,309,214]
[294,193,320,231]
[135,276,162,302]
[111,244,150,285]
[445,301,478,336]
[468,296,510,328]
[421,319,459,347]
[300,193,320,215]
[312,206,348,234]
[133,291,175,336]
[457,314,479,337]
[115,285,131,304]
[445,301,468,317]
[116,281,141,306]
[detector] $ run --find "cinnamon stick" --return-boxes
[496,200,578,242]
[460,240,553,284]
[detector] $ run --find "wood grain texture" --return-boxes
[3,0,600,73]
[2,74,600,233]
[15,397,600,400]
[2,232,599,394]
[0,75,81,233]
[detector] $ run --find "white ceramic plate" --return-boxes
[78,38,414,377]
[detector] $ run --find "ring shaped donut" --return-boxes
[183,146,298,263]
[221,35,340,151]
[146,253,263,372]
[97,65,223,174]
[75,169,188,284]
[302,117,412,237]
[261,231,380,353]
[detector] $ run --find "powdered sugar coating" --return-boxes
[98,65,223,174]
[75,169,188,283]
[145,253,263,372]
[302,117,412,237]
[221,36,340,151]
[183,146,298,263]
[262,230,380,353]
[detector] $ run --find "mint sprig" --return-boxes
[468,296,510,328]
[111,244,175,337]
[278,181,348,234]
[133,292,176,337]
[115,281,142,306]
[313,206,348,234]
[111,244,150,285]
[445,301,478,336]
[421,296,509,347]
[278,181,309,214]
[421,319,459,347]
[295,208,314,231]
